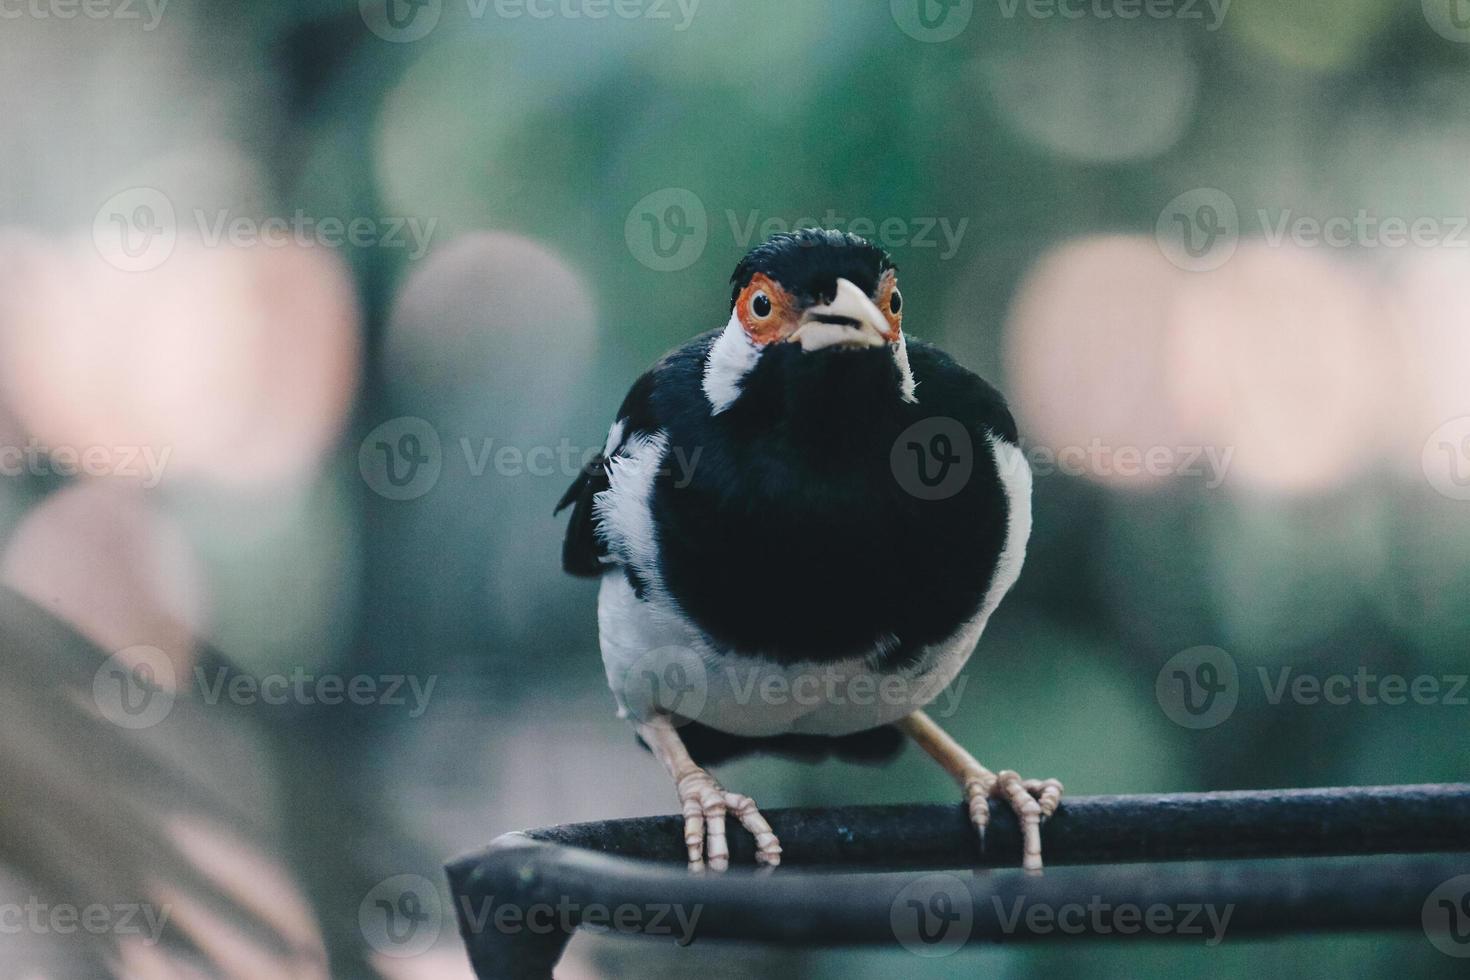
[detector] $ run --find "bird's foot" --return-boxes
[964,769,1063,875]
[676,769,782,872]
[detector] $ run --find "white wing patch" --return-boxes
[977,434,1032,622]
[592,428,670,601]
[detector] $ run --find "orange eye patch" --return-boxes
[875,269,903,339]
[734,273,798,345]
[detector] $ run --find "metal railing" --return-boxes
[446,783,1470,978]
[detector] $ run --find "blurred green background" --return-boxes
[0,0,1468,976]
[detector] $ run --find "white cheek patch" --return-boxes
[893,334,918,404]
[702,312,762,415]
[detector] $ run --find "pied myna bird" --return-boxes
[557,228,1061,872]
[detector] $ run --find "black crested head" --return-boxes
[730,228,896,310]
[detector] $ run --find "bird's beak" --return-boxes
[790,277,892,352]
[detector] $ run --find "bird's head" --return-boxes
[703,229,917,416]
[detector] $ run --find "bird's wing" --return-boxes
[555,370,655,576]
[556,331,719,576]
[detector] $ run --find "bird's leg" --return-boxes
[634,714,782,872]
[898,709,1063,875]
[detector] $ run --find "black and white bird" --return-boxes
[558,229,1061,872]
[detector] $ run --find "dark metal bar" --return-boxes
[446,784,1470,979]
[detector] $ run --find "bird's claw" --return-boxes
[964,770,1063,875]
[677,770,781,872]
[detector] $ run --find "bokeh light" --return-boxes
[1164,244,1385,494]
[1006,235,1188,489]
[0,236,360,490]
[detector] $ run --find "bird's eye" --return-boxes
[889,290,903,315]
[751,291,773,318]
